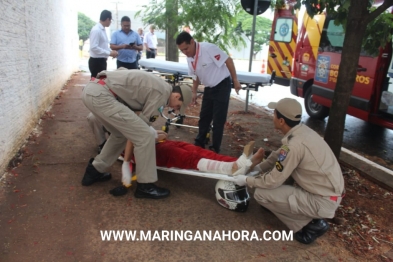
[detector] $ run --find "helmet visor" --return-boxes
[223,188,249,202]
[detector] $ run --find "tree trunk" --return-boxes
[324,0,370,158]
[165,0,179,62]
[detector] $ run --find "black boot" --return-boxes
[134,182,170,199]
[294,219,329,244]
[304,219,330,237]
[81,158,112,186]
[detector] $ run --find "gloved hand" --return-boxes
[234,175,248,186]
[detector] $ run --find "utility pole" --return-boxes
[111,1,122,30]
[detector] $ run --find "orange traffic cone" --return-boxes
[260,59,266,74]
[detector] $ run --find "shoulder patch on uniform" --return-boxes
[278,145,290,162]
[149,115,159,122]
[275,161,284,172]
[214,54,220,60]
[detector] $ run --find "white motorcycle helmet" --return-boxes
[215,180,250,212]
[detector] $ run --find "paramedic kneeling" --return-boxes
[234,98,345,244]
[81,69,192,199]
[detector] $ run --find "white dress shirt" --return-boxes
[89,23,111,58]
[186,42,230,87]
[143,32,158,49]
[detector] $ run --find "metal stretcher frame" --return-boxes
[139,59,275,133]
[157,167,237,181]
[157,166,259,181]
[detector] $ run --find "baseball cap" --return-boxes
[179,84,192,115]
[268,98,302,121]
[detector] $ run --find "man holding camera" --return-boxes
[110,16,143,69]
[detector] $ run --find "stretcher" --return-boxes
[139,59,275,134]
[139,58,275,88]
[157,167,259,182]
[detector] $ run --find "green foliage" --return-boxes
[135,0,246,53]
[234,7,272,55]
[363,11,393,56]
[78,12,95,42]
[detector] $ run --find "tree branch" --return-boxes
[365,0,393,24]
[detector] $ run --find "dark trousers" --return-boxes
[117,60,138,70]
[146,49,156,59]
[194,77,231,153]
[88,57,107,78]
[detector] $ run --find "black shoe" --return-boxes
[194,140,205,149]
[304,219,330,237]
[294,219,330,244]
[134,182,170,199]
[98,140,107,154]
[208,146,220,154]
[109,185,128,196]
[82,158,112,186]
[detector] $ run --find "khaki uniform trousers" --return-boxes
[82,82,157,183]
[254,185,342,232]
[87,112,106,146]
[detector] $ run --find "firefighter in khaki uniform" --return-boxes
[234,98,345,244]
[81,69,192,199]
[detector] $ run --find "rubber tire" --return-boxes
[304,88,330,120]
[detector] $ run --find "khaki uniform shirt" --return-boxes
[97,70,172,125]
[248,123,344,197]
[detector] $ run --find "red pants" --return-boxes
[155,140,237,170]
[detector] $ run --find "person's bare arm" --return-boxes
[191,78,199,105]
[144,43,150,51]
[110,44,129,50]
[124,140,134,162]
[133,44,143,51]
[225,57,241,95]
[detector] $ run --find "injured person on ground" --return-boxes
[108,135,265,196]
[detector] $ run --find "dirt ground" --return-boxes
[0,72,393,261]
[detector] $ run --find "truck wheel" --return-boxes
[304,89,329,120]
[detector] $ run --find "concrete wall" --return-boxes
[0,0,79,173]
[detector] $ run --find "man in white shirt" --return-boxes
[88,10,118,78]
[143,25,158,59]
[176,32,242,153]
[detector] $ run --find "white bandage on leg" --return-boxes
[232,153,252,176]
[122,161,132,187]
[197,158,234,175]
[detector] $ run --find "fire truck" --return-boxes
[268,2,393,129]
[267,4,298,86]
